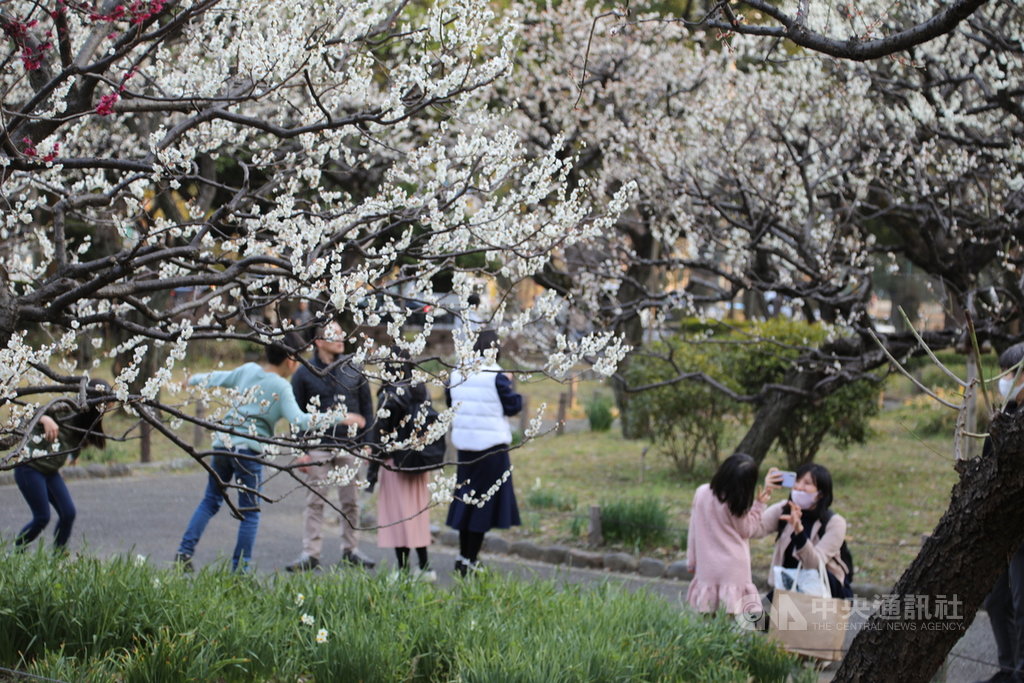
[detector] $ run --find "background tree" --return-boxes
[0,0,633,497]
[501,1,1021,678]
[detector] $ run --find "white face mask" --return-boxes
[790,489,819,510]
[999,377,1020,399]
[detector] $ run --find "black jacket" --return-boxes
[366,381,428,486]
[291,353,373,446]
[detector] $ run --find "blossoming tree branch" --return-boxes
[0,0,633,485]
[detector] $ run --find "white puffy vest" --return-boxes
[449,363,512,451]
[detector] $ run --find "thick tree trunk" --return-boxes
[735,370,822,464]
[835,406,1024,681]
[613,350,646,439]
[612,219,659,440]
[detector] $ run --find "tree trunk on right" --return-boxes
[834,406,1024,682]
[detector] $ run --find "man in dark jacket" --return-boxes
[286,321,376,571]
[981,342,1024,683]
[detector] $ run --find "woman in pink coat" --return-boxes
[686,453,780,616]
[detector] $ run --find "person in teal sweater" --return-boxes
[175,334,365,571]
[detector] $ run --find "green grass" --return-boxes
[524,482,578,511]
[0,549,799,682]
[600,496,671,549]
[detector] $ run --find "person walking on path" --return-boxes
[445,330,523,576]
[8,379,112,552]
[286,321,376,572]
[686,453,779,616]
[979,342,1024,683]
[367,353,437,581]
[175,333,365,572]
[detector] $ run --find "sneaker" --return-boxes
[339,549,376,569]
[414,568,438,583]
[454,556,482,577]
[285,556,321,573]
[174,552,194,573]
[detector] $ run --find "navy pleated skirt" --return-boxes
[445,445,520,533]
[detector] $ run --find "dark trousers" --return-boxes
[986,543,1024,674]
[14,466,76,548]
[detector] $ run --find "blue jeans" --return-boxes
[14,465,76,548]
[177,450,263,571]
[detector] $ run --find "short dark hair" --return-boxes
[473,329,501,362]
[1000,343,1024,371]
[795,463,834,512]
[710,453,760,517]
[266,331,305,366]
[468,293,481,307]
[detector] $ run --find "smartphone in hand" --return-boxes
[780,471,797,488]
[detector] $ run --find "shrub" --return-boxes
[623,318,884,470]
[623,337,737,474]
[776,377,880,468]
[728,319,881,469]
[0,548,799,681]
[600,496,671,548]
[585,392,615,431]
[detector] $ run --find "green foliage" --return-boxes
[568,513,585,538]
[585,392,615,431]
[907,404,958,437]
[728,319,881,469]
[624,319,884,471]
[623,333,738,474]
[0,549,798,681]
[600,496,671,548]
[78,442,124,464]
[777,377,880,469]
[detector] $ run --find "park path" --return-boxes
[0,469,1000,682]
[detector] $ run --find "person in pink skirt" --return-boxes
[367,356,436,581]
[686,453,782,616]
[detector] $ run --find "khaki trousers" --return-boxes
[301,450,360,559]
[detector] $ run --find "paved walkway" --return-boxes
[0,469,1000,682]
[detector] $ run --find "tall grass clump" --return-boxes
[525,484,577,511]
[0,546,799,681]
[600,496,671,548]
[585,392,615,431]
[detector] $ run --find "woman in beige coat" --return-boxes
[755,463,851,599]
